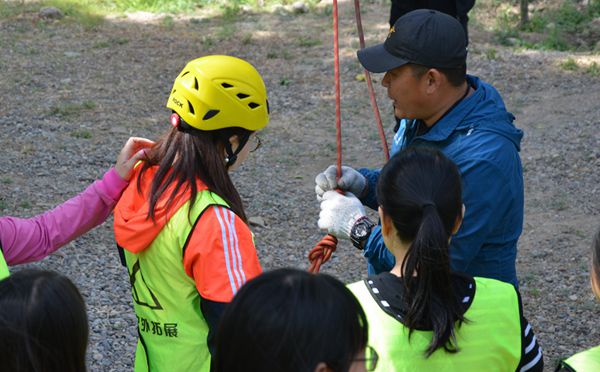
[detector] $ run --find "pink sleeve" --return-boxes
[0,168,128,265]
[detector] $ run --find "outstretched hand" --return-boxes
[318,190,366,240]
[115,137,155,180]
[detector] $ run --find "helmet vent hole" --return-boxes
[194,77,199,90]
[236,93,249,99]
[181,71,189,77]
[188,101,195,115]
[248,102,260,109]
[203,110,220,120]
[221,82,233,89]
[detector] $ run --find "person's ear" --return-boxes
[313,362,332,372]
[228,135,240,152]
[452,204,465,235]
[379,206,393,237]
[425,68,442,94]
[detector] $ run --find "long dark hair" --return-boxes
[377,147,463,357]
[213,268,369,372]
[0,269,89,372]
[138,125,251,222]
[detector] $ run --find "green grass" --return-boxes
[560,57,579,71]
[586,62,600,77]
[1,0,105,29]
[558,59,600,77]
[71,129,93,139]
[491,0,600,51]
[50,100,96,116]
[298,36,321,47]
[484,48,498,60]
[92,37,129,49]
[0,0,322,26]
[160,15,174,29]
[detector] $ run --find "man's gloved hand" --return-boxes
[318,191,366,240]
[315,165,367,201]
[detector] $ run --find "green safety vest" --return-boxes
[120,191,229,372]
[349,277,521,371]
[559,345,600,371]
[0,249,9,280]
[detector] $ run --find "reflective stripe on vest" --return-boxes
[120,191,228,372]
[561,345,600,371]
[0,249,9,280]
[348,277,521,371]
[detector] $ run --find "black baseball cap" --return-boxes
[357,9,467,73]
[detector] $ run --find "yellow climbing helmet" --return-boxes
[166,55,269,132]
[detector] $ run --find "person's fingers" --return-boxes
[318,210,331,230]
[315,184,326,199]
[115,138,154,180]
[129,149,149,163]
[126,137,155,158]
[324,165,338,189]
[321,190,339,202]
[343,191,358,199]
[315,173,329,190]
[338,167,357,188]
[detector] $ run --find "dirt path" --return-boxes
[1,2,599,370]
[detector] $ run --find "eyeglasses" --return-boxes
[249,134,262,153]
[354,345,379,371]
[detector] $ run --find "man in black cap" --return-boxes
[315,9,525,287]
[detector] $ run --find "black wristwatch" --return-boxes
[350,217,375,250]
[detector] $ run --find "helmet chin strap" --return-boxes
[224,135,250,168]
[170,113,251,169]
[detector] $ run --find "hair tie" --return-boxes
[421,201,436,210]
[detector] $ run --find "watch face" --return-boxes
[355,224,368,238]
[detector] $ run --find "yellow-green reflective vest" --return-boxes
[560,345,600,371]
[349,277,521,372]
[0,249,9,280]
[121,191,228,372]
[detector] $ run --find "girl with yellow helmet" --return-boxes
[113,55,269,372]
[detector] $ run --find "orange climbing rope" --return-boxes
[307,0,388,273]
[353,0,389,160]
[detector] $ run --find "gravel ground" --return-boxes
[0,2,599,371]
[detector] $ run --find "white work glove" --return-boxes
[318,191,366,240]
[315,165,367,201]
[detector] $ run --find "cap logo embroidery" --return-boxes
[387,26,395,39]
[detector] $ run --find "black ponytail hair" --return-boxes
[376,147,463,357]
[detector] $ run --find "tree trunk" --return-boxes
[520,0,529,28]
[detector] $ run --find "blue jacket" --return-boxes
[358,75,524,286]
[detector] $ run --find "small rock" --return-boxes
[569,295,578,301]
[248,216,267,228]
[39,7,64,20]
[271,4,287,15]
[291,1,309,14]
